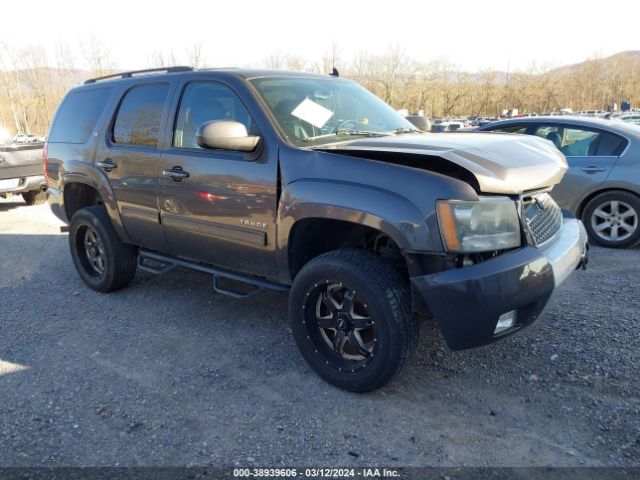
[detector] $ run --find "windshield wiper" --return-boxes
[388,127,422,135]
[304,129,395,142]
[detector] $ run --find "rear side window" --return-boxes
[533,125,627,156]
[590,131,627,156]
[112,83,169,147]
[49,88,112,144]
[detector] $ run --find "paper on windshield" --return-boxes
[291,98,334,128]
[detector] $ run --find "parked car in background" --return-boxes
[471,116,496,127]
[431,118,466,132]
[477,116,640,248]
[616,114,640,126]
[0,141,46,205]
[578,110,606,117]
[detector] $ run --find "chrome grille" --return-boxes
[522,193,563,246]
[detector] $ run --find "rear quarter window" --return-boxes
[48,88,112,144]
[112,83,169,147]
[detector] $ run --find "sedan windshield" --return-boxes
[249,76,419,147]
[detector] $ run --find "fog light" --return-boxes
[494,310,517,335]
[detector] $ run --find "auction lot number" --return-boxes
[234,468,399,478]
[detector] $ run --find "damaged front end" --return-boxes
[317,131,568,195]
[408,189,589,350]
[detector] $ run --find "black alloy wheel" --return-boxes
[308,282,377,370]
[69,206,137,292]
[80,225,106,277]
[289,249,418,392]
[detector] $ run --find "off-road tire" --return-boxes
[289,249,417,392]
[69,206,137,292]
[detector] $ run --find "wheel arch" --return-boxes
[577,186,640,218]
[61,161,131,243]
[277,180,435,284]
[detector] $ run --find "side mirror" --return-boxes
[196,120,260,152]
[405,115,430,132]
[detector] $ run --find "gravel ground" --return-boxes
[0,196,638,467]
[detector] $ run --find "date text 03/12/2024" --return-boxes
[232,468,400,478]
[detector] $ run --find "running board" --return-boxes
[137,249,289,298]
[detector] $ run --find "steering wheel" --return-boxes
[332,119,358,133]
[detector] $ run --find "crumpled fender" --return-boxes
[276,179,435,282]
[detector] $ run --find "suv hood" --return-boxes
[319,132,568,195]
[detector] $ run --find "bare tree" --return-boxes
[319,41,341,75]
[23,45,57,133]
[0,62,20,134]
[1,43,30,134]
[285,55,307,71]
[147,49,180,68]
[377,45,410,105]
[186,42,205,68]
[1,40,640,138]
[82,36,114,76]
[264,51,286,70]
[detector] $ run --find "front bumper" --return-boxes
[411,218,588,350]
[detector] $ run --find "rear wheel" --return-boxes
[289,249,417,392]
[582,191,640,248]
[69,206,137,292]
[21,190,47,205]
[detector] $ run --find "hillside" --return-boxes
[1,51,639,134]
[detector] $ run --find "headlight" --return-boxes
[436,198,521,252]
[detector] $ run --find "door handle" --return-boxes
[97,158,117,172]
[581,166,606,174]
[162,166,190,181]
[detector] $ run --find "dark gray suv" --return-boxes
[44,67,588,391]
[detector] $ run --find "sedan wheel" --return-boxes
[583,191,640,248]
[590,200,638,243]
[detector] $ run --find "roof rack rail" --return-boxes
[84,66,193,84]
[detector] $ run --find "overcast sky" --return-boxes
[3,0,639,71]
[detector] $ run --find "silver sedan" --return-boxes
[478,116,640,248]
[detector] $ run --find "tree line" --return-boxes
[1,41,638,137]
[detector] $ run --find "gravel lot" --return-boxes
[0,196,638,467]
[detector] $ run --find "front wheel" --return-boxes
[582,191,640,248]
[69,206,138,292]
[289,249,417,392]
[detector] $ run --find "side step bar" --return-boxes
[137,249,289,299]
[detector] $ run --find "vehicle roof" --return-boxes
[213,68,335,80]
[76,67,339,90]
[481,115,640,137]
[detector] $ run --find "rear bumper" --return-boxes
[411,219,588,350]
[0,174,45,194]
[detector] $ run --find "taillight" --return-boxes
[42,142,49,186]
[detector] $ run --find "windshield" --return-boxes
[249,76,419,147]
